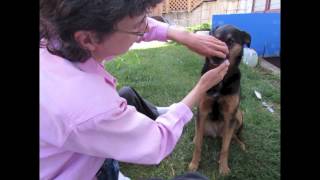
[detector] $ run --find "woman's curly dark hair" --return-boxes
[40,0,163,62]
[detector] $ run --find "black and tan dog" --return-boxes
[188,25,251,175]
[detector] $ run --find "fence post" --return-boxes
[188,0,191,12]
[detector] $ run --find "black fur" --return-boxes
[201,25,251,127]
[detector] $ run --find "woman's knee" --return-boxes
[119,86,133,96]
[118,86,136,102]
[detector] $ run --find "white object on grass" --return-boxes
[255,92,275,113]
[262,101,274,113]
[262,101,268,107]
[242,47,258,67]
[267,106,275,113]
[254,90,262,100]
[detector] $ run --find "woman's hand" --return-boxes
[185,33,229,58]
[181,60,230,108]
[196,60,230,94]
[167,26,229,58]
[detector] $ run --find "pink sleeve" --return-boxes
[62,101,193,165]
[136,17,170,42]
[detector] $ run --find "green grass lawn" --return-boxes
[105,43,280,180]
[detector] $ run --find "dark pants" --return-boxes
[97,86,159,180]
[118,86,159,120]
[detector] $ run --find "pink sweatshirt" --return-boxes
[40,18,193,180]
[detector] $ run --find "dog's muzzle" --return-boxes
[209,54,229,66]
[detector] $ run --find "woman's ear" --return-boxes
[74,31,97,52]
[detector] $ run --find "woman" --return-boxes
[40,0,229,179]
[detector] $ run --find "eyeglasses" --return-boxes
[114,16,149,37]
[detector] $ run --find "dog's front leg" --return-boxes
[233,110,246,151]
[188,107,206,172]
[218,95,239,176]
[219,120,235,176]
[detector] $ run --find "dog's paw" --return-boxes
[219,164,231,176]
[188,162,199,172]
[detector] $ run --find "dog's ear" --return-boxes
[209,28,214,36]
[242,31,251,48]
[210,25,220,35]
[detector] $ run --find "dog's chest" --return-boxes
[204,120,224,137]
[207,83,222,97]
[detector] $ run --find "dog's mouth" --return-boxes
[209,54,229,66]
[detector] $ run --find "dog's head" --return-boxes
[207,25,251,69]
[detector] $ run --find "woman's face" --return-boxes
[93,14,149,60]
